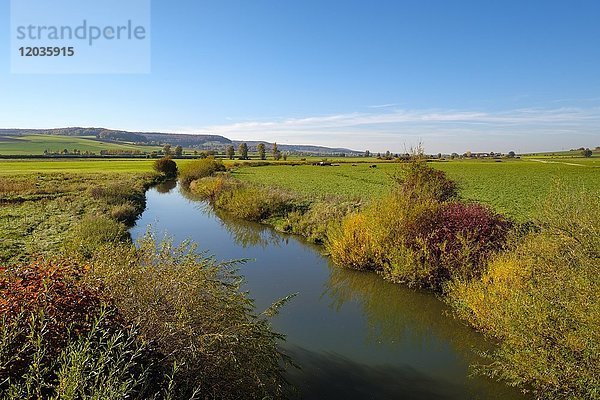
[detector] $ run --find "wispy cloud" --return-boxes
[174,107,600,153]
[367,103,399,109]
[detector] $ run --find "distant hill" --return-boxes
[0,128,359,155]
[0,128,231,147]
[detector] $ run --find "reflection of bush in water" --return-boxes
[154,179,177,193]
[215,208,288,249]
[325,265,496,362]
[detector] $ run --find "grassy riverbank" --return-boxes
[0,165,290,399]
[188,157,599,400]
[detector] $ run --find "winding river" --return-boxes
[131,182,527,400]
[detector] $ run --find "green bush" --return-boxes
[189,175,239,202]
[448,187,599,399]
[393,160,459,202]
[153,157,178,178]
[179,157,226,186]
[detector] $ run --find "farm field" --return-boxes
[234,158,599,221]
[0,134,161,155]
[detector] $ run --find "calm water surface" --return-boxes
[131,183,527,400]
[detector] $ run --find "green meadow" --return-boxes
[234,158,599,221]
[1,156,597,222]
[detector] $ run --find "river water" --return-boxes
[131,182,527,400]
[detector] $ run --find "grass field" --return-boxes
[0,134,160,155]
[1,156,597,221]
[234,158,599,221]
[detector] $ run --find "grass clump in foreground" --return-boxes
[85,234,290,399]
[448,187,599,400]
[1,236,290,399]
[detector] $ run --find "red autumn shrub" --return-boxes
[0,260,106,357]
[413,202,511,287]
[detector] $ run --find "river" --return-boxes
[131,182,527,400]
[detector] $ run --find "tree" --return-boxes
[451,153,459,159]
[272,143,282,160]
[508,151,516,158]
[153,157,178,178]
[226,145,235,160]
[282,153,288,161]
[163,144,172,156]
[239,143,249,160]
[174,145,183,157]
[385,151,392,159]
[582,148,593,158]
[365,150,371,157]
[257,143,266,160]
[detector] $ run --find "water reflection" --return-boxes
[180,185,287,249]
[154,179,177,193]
[325,265,492,357]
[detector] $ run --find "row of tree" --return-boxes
[226,143,286,160]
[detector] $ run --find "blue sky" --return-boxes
[1,0,599,153]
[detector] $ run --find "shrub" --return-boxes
[179,157,226,186]
[448,187,599,399]
[189,175,239,202]
[393,160,458,202]
[405,202,511,288]
[153,157,178,177]
[327,213,384,270]
[327,192,439,275]
[191,176,296,222]
[0,260,149,398]
[85,235,290,399]
[328,162,510,290]
[0,260,104,358]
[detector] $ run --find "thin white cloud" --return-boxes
[173,107,600,153]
